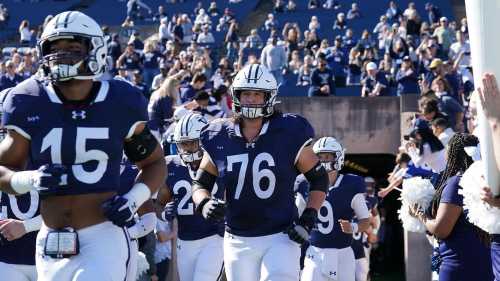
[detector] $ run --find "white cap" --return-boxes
[366,62,377,71]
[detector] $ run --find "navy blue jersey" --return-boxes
[0,191,39,265]
[2,78,148,196]
[365,195,378,211]
[165,155,224,240]
[201,114,314,236]
[309,174,366,249]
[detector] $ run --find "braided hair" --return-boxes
[430,133,478,218]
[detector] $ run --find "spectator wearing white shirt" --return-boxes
[197,25,215,44]
[431,118,455,147]
[406,119,446,173]
[18,20,32,46]
[264,13,277,31]
[308,16,320,32]
[194,8,211,27]
[158,18,170,46]
[449,31,471,68]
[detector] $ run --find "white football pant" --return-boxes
[177,234,224,281]
[355,258,368,281]
[0,262,36,281]
[36,221,131,281]
[301,246,355,281]
[126,238,138,281]
[224,232,301,281]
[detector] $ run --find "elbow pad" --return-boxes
[128,212,157,239]
[304,162,329,193]
[192,169,217,193]
[124,126,158,162]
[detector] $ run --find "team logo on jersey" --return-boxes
[27,116,40,122]
[72,110,86,120]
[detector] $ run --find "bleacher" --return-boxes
[263,0,455,97]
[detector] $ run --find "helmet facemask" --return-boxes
[231,89,277,119]
[39,35,106,82]
[317,151,344,172]
[176,139,204,169]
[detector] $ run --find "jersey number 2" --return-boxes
[41,127,109,184]
[227,152,276,200]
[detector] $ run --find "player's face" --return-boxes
[240,90,265,106]
[317,152,335,163]
[178,140,200,153]
[48,39,87,67]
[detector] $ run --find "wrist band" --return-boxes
[23,215,42,233]
[351,222,359,233]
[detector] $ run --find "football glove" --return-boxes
[196,198,225,222]
[286,207,317,244]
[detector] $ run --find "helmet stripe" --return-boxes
[183,114,194,137]
[254,65,260,82]
[247,64,254,83]
[63,11,73,28]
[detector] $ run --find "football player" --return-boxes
[0,11,166,280]
[157,113,224,281]
[299,137,370,281]
[191,63,328,281]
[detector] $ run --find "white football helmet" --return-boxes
[173,113,208,163]
[230,63,278,119]
[313,137,346,171]
[173,106,191,122]
[38,11,107,81]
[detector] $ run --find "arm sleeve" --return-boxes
[351,193,370,219]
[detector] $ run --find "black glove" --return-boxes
[286,207,318,244]
[196,198,225,222]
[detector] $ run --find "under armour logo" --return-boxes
[329,271,336,276]
[307,254,314,259]
[131,202,137,210]
[72,110,86,120]
[246,142,255,149]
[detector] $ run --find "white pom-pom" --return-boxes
[398,177,435,233]
[136,251,150,280]
[398,202,427,233]
[460,161,500,234]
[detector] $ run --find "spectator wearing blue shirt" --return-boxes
[396,56,419,95]
[132,71,149,98]
[425,2,442,25]
[326,40,347,87]
[431,77,465,132]
[333,12,347,30]
[308,54,335,96]
[142,41,162,93]
[342,29,358,51]
[148,77,178,137]
[297,62,312,87]
[117,43,142,71]
[347,2,362,20]
[0,60,23,91]
[385,1,402,22]
[411,134,493,281]
[179,72,207,103]
[361,62,389,97]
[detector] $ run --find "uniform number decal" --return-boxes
[41,127,109,184]
[318,201,334,234]
[173,180,194,216]
[227,152,276,200]
[0,191,39,220]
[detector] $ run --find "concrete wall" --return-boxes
[278,97,402,154]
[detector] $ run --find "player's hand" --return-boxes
[377,187,391,198]
[161,201,177,221]
[0,219,27,241]
[481,187,500,208]
[478,73,500,124]
[338,219,354,234]
[102,195,137,227]
[196,198,225,221]
[11,164,69,195]
[286,207,317,244]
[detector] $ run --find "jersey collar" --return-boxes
[45,81,110,104]
[234,121,270,138]
[330,174,344,190]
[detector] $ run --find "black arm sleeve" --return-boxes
[124,126,159,162]
[304,162,329,193]
[192,169,217,194]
